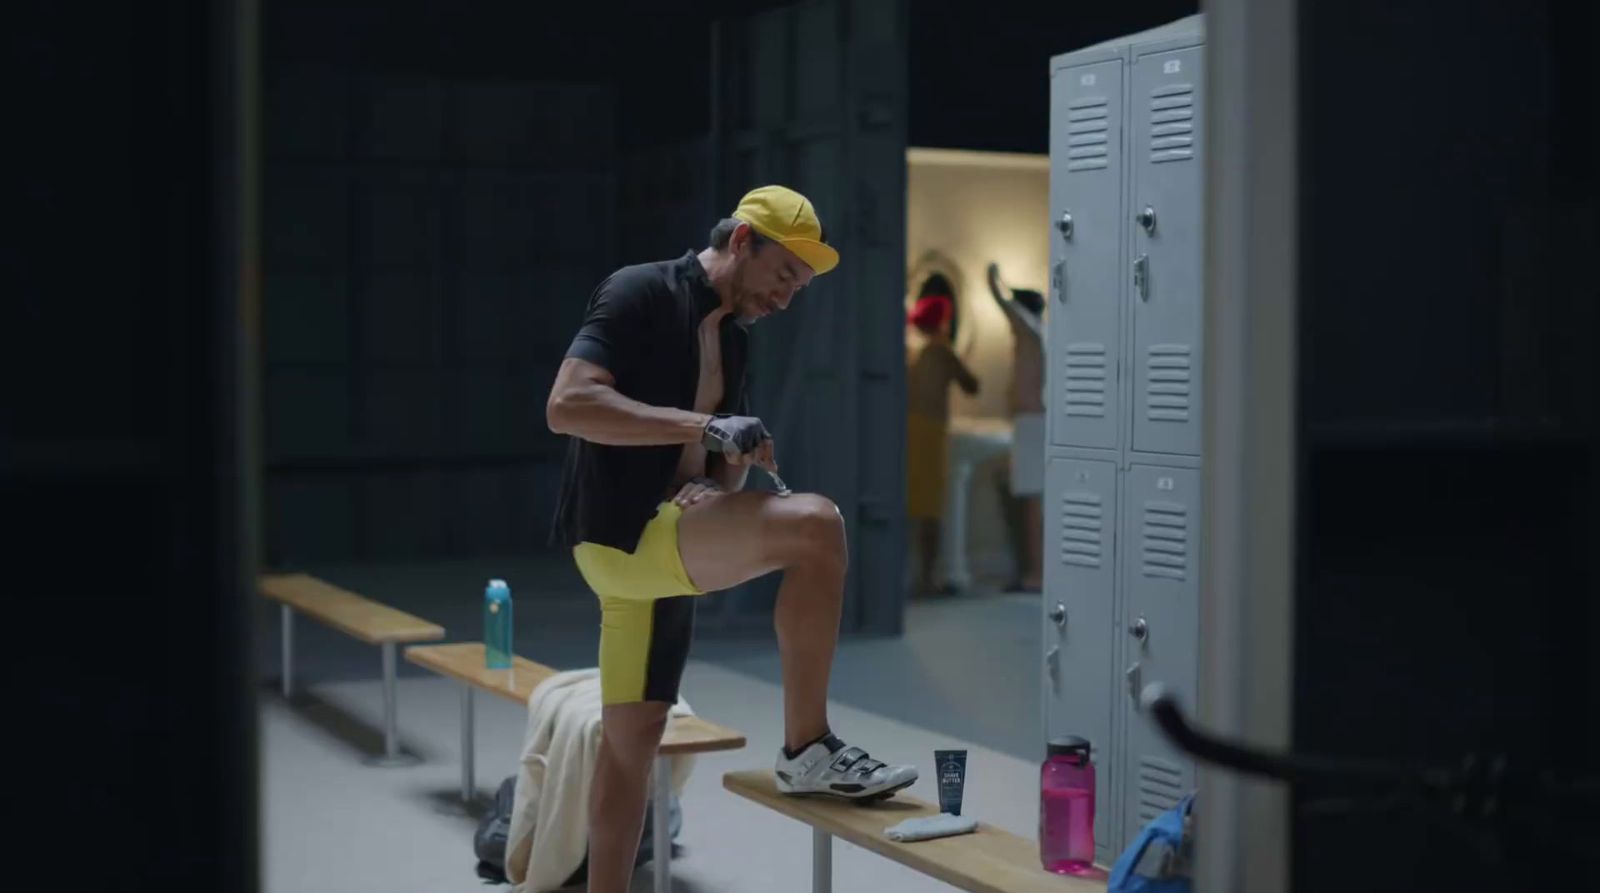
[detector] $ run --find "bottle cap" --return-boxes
[1047,736,1092,763]
[487,579,508,591]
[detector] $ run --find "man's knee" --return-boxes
[601,706,669,768]
[782,494,847,569]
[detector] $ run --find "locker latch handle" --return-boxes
[1137,205,1157,233]
[1134,253,1150,301]
[1125,662,1143,709]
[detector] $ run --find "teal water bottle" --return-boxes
[484,579,513,669]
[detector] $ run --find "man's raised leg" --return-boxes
[677,491,916,799]
[678,491,843,752]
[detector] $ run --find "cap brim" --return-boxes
[780,238,839,276]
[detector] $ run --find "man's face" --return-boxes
[728,225,815,323]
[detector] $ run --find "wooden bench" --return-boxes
[406,642,747,893]
[260,573,445,766]
[724,769,1106,893]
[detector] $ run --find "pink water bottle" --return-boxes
[1039,736,1096,875]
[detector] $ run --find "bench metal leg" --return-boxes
[382,642,398,758]
[653,755,671,893]
[813,829,832,893]
[461,685,475,802]
[280,605,293,698]
[364,642,418,767]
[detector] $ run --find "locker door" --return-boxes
[1120,464,1199,845]
[1130,47,1204,456]
[1048,60,1123,450]
[1043,457,1118,864]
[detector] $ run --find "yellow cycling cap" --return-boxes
[731,185,839,275]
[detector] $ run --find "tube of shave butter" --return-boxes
[935,749,968,816]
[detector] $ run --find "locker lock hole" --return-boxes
[1136,206,1157,233]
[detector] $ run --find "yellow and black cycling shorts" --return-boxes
[572,501,707,706]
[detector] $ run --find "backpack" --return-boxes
[1107,793,1196,893]
[473,776,683,886]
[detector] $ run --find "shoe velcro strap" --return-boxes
[830,748,887,777]
[830,747,870,773]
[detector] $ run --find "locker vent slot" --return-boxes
[1149,82,1195,163]
[1141,500,1187,580]
[1146,344,1191,422]
[1137,757,1186,822]
[1066,95,1111,171]
[1060,491,1105,568]
[1063,342,1108,417]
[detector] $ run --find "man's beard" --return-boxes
[731,271,764,324]
[736,293,764,325]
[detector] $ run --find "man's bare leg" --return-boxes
[678,491,845,751]
[588,701,668,893]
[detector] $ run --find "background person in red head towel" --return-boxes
[904,280,980,596]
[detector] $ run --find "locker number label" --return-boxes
[1076,471,1090,483]
[1157,477,1175,491]
[1080,73,1096,86]
[1164,60,1182,74]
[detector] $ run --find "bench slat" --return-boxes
[659,714,746,756]
[405,642,556,703]
[260,573,445,645]
[723,770,1105,893]
[405,643,746,756]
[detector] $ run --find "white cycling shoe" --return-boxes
[774,734,919,803]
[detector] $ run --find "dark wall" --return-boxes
[908,0,1199,152]
[262,2,619,565]
[6,1,256,887]
[1294,0,1598,888]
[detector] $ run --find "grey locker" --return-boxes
[1042,457,1119,865]
[1049,60,1125,451]
[1120,463,1199,845]
[1046,12,1205,862]
[1131,47,1205,457]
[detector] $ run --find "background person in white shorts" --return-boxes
[988,264,1045,593]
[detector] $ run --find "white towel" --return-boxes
[885,813,980,842]
[504,669,697,892]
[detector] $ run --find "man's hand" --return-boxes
[751,438,777,472]
[701,415,776,470]
[672,476,722,508]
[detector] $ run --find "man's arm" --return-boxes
[545,357,710,446]
[996,294,1044,342]
[547,272,711,446]
[941,343,981,396]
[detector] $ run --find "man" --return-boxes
[987,263,1045,593]
[546,185,918,893]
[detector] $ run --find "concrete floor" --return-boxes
[260,555,1047,892]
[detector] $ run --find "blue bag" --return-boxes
[1107,793,1196,893]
